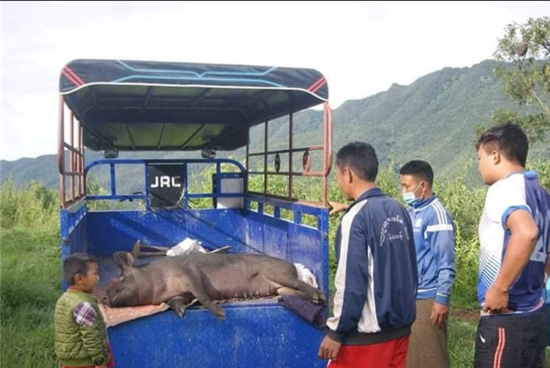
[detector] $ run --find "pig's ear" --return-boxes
[131,240,141,259]
[113,251,135,270]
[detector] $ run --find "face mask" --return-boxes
[402,182,423,206]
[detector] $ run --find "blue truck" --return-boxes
[57,59,333,368]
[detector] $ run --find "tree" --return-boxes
[493,16,550,142]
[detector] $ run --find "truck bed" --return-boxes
[63,205,329,368]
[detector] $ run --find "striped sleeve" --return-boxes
[425,201,456,305]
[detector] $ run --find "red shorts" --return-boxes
[329,336,409,368]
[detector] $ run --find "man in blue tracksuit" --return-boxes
[319,142,417,368]
[399,160,456,368]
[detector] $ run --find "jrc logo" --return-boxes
[151,176,182,188]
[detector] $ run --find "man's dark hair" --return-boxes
[400,160,434,187]
[63,253,97,285]
[475,123,529,167]
[336,142,379,182]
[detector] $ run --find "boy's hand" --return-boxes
[95,365,107,368]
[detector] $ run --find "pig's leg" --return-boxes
[288,279,325,302]
[275,287,312,299]
[269,277,325,304]
[259,263,325,303]
[167,295,196,318]
[188,283,226,320]
[184,268,226,320]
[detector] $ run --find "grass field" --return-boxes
[0,227,485,368]
[1,229,60,368]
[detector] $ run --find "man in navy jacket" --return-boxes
[319,142,417,368]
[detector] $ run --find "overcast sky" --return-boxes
[1,1,549,161]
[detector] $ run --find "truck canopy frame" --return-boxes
[58,59,332,207]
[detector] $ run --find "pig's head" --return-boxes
[103,251,141,307]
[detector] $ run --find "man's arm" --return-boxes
[483,210,539,313]
[425,217,456,326]
[329,202,349,216]
[426,224,455,306]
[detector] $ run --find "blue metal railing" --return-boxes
[83,158,329,233]
[245,193,328,233]
[85,158,246,210]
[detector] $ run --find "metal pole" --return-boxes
[69,112,75,202]
[81,124,86,197]
[245,130,250,195]
[322,102,333,207]
[76,119,81,199]
[289,113,293,200]
[264,120,268,195]
[78,121,83,198]
[322,104,328,207]
[58,96,66,208]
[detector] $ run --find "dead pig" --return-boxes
[104,251,325,319]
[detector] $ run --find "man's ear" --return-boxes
[491,150,501,165]
[344,167,354,184]
[113,251,135,270]
[420,181,428,193]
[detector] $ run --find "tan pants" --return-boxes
[405,299,450,368]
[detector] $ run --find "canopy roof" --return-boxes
[60,59,328,151]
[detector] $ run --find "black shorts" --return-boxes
[474,305,549,368]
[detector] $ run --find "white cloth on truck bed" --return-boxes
[166,238,207,256]
[294,263,318,288]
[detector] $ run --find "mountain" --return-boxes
[1,60,548,192]
[254,59,548,182]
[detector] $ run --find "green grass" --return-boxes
[448,314,477,368]
[1,228,61,368]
